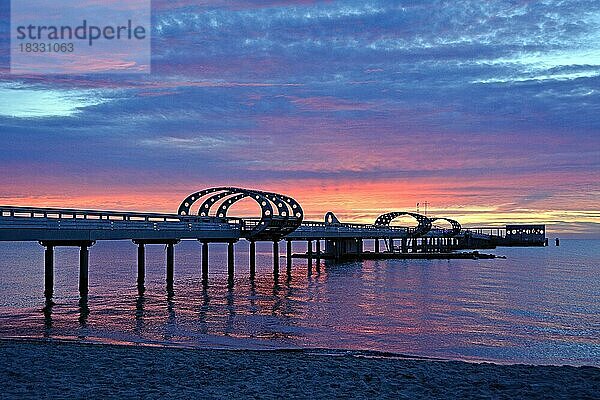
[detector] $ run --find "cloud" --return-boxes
[0,82,111,118]
[140,135,250,149]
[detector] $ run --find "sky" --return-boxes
[0,0,599,237]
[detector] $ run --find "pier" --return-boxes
[0,186,547,298]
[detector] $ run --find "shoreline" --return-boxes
[2,336,597,368]
[1,337,449,362]
[1,339,598,399]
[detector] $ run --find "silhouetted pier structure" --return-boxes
[0,187,547,298]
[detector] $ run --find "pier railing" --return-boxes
[463,227,506,238]
[301,220,412,232]
[0,205,235,223]
[1,206,497,240]
[0,206,242,235]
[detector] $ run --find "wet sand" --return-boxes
[1,340,598,399]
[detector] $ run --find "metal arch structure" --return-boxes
[177,187,303,240]
[374,212,432,237]
[178,187,233,216]
[200,192,250,218]
[429,217,462,237]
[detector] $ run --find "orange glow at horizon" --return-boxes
[1,178,598,237]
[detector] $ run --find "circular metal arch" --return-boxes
[177,187,303,239]
[178,187,232,216]
[374,212,432,237]
[200,192,249,218]
[196,190,294,220]
[429,217,461,237]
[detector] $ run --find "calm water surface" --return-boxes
[0,240,598,366]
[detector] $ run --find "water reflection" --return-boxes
[248,280,258,315]
[165,292,176,341]
[225,285,235,336]
[78,296,89,328]
[0,240,598,365]
[271,279,281,316]
[134,295,145,334]
[199,286,210,334]
[281,277,296,319]
[42,299,53,336]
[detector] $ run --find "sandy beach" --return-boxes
[1,340,598,399]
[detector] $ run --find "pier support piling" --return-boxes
[249,241,256,278]
[44,245,54,299]
[374,239,380,254]
[315,240,321,273]
[202,241,209,282]
[79,244,90,297]
[316,240,321,260]
[137,243,145,291]
[286,240,292,274]
[307,240,313,274]
[166,242,174,292]
[40,241,94,298]
[227,241,235,281]
[273,240,280,276]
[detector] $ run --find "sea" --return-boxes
[0,239,598,366]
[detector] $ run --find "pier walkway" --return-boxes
[0,187,546,298]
